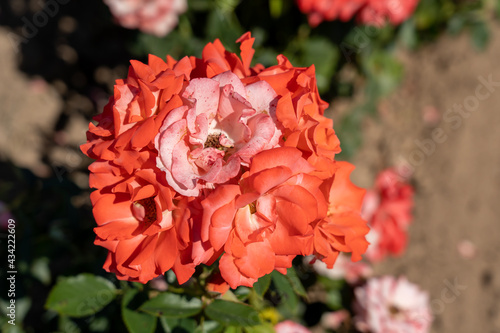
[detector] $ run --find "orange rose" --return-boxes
[312,161,370,267]
[82,33,369,288]
[200,147,326,288]
[90,168,195,283]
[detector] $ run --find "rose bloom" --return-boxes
[200,155,370,289]
[354,276,432,333]
[82,32,369,287]
[275,320,311,333]
[321,310,349,330]
[104,0,187,37]
[154,71,281,196]
[296,0,419,27]
[362,168,414,262]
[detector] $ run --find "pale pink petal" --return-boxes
[182,78,220,119]
[213,71,247,97]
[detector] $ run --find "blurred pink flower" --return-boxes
[362,168,414,262]
[457,239,476,259]
[306,254,372,284]
[149,275,168,291]
[422,105,441,126]
[104,0,187,37]
[321,310,349,330]
[354,276,432,333]
[275,320,311,333]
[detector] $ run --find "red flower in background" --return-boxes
[104,0,187,37]
[296,0,419,27]
[362,168,414,262]
[82,33,369,289]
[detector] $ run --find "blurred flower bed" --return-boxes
[0,0,498,332]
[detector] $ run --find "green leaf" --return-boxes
[244,323,275,333]
[1,297,31,323]
[204,300,261,326]
[362,51,403,98]
[284,268,307,299]
[269,0,284,18]
[253,274,271,297]
[188,0,212,11]
[233,287,251,302]
[317,276,346,291]
[414,0,441,29]
[206,9,243,52]
[89,316,109,332]
[471,21,490,50]
[31,257,51,285]
[1,323,26,333]
[447,14,466,35]
[398,18,418,50]
[194,320,224,333]
[59,316,81,333]
[140,293,202,318]
[270,271,298,315]
[160,317,198,333]
[45,274,117,317]
[223,327,242,333]
[122,289,157,333]
[221,290,241,303]
[325,290,343,310]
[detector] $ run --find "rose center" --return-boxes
[204,133,233,153]
[249,202,257,214]
[204,133,222,149]
[134,197,157,228]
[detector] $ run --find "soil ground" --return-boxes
[330,21,500,333]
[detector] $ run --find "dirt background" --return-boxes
[1,12,500,333]
[330,21,500,333]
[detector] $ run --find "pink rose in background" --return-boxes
[155,71,281,197]
[306,254,372,284]
[149,275,168,291]
[362,168,414,262]
[354,276,432,333]
[104,0,187,37]
[321,310,350,330]
[275,320,311,333]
